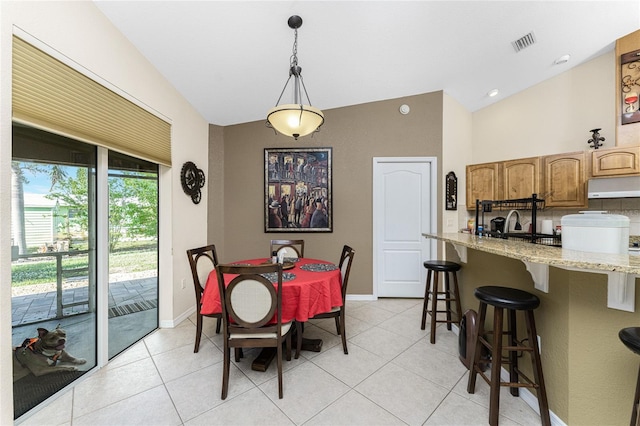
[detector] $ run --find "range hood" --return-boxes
[587,176,640,198]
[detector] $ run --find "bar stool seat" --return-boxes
[619,327,640,425]
[467,286,550,426]
[421,260,462,344]
[474,286,540,311]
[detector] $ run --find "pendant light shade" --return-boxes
[266,16,324,140]
[267,104,324,139]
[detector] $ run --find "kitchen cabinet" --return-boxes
[591,145,640,177]
[502,157,541,200]
[466,162,500,210]
[466,151,588,209]
[543,151,587,208]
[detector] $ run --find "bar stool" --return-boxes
[421,260,462,344]
[467,286,550,426]
[618,327,640,425]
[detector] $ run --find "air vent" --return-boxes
[512,32,536,52]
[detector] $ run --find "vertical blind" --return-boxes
[12,36,171,166]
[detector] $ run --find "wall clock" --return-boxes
[180,161,205,204]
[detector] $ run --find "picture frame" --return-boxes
[445,171,457,211]
[265,147,332,232]
[620,48,640,125]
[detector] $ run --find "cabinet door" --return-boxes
[543,152,587,207]
[466,162,500,209]
[591,146,640,177]
[503,157,541,200]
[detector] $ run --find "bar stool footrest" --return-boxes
[475,369,539,390]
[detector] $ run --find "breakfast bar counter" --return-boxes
[423,232,640,425]
[423,232,640,274]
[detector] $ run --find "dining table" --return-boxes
[201,257,343,370]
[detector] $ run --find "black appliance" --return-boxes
[490,217,506,233]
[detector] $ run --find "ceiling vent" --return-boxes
[512,32,536,52]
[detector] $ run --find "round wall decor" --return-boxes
[180,161,205,204]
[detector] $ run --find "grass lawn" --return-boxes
[12,247,157,287]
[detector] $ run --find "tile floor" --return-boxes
[18,298,543,426]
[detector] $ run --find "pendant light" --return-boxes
[266,15,324,140]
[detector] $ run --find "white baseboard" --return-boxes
[160,305,195,328]
[346,294,377,301]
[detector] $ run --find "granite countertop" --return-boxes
[423,232,640,275]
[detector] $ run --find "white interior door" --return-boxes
[373,158,436,297]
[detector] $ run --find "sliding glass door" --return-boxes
[107,151,158,358]
[11,124,97,419]
[11,124,160,419]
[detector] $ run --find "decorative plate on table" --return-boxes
[300,263,338,272]
[261,272,296,282]
[283,257,301,263]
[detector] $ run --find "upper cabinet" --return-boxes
[466,152,588,209]
[466,162,500,209]
[503,157,541,200]
[591,145,640,177]
[543,151,587,208]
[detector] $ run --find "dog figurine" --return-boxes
[13,325,86,381]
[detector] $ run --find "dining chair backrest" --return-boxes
[270,239,304,259]
[187,244,219,303]
[215,263,291,399]
[338,245,355,301]
[187,244,222,352]
[216,263,284,334]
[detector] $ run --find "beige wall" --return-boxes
[442,94,473,226]
[208,124,226,256]
[472,52,616,163]
[212,92,444,295]
[1,3,210,422]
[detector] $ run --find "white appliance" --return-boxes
[587,176,640,199]
[561,211,630,254]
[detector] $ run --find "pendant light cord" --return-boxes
[272,26,314,108]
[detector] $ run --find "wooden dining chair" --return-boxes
[270,239,304,259]
[187,245,221,353]
[300,245,355,356]
[216,263,293,399]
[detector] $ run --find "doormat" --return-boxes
[13,370,84,419]
[108,299,157,318]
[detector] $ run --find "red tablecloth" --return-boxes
[201,258,343,323]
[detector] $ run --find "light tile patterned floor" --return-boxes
[18,299,543,426]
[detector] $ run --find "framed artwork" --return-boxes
[445,171,457,211]
[621,48,640,125]
[264,147,332,232]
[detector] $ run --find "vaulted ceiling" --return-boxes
[94,1,640,126]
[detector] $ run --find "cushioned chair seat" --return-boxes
[230,322,292,340]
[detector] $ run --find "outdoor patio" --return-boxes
[11,276,158,327]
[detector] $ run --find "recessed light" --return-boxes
[554,54,571,65]
[488,89,499,97]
